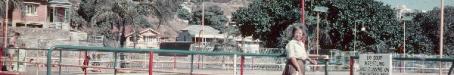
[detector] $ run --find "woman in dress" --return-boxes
[282,26,316,75]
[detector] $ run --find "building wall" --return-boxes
[11,1,48,28]
[240,42,260,53]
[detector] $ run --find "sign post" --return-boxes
[359,54,393,75]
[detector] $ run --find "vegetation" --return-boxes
[0,0,23,19]
[70,0,184,68]
[189,5,228,33]
[406,6,454,55]
[71,0,183,48]
[232,0,402,53]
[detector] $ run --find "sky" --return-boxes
[375,0,454,11]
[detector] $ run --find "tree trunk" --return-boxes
[119,21,128,68]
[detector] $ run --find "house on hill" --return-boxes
[125,28,161,48]
[176,25,224,45]
[9,0,72,30]
[176,25,261,53]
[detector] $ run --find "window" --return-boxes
[142,36,156,42]
[16,23,25,27]
[25,4,38,16]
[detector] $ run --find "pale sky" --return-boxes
[375,0,454,11]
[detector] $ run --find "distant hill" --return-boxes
[152,0,251,40]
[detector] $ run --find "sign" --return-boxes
[359,54,392,75]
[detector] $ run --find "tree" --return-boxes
[71,0,184,68]
[233,0,402,53]
[408,6,454,55]
[328,0,401,53]
[177,6,191,20]
[232,0,300,48]
[189,5,228,33]
[71,0,183,48]
[0,0,23,19]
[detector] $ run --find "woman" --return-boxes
[283,27,316,75]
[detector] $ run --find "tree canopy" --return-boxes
[232,0,402,53]
[189,5,228,33]
[406,6,454,55]
[232,0,300,47]
[71,0,183,48]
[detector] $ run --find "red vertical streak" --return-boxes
[83,51,88,75]
[240,56,245,75]
[300,0,305,25]
[350,57,355,75]
[0,48,3,71]
[149,51,154,75]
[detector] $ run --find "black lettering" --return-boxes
[379,62,384,66]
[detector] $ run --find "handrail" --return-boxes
[52,45,284,57]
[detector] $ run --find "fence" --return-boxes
[0,45,330,75]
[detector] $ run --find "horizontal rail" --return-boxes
[53,45,283,57]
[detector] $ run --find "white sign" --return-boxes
[359,54,393,75]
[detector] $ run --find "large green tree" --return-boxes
[407,6,454,55]
[233,0,402,53]
[232,0,300,47]
[328,0,401,52]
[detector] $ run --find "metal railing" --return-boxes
[0,45,331,75]
[43,45,330,75]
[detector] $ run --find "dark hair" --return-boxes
[292,26,304,38]
[291,25,308,45]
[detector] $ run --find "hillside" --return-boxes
[152,0,251,39]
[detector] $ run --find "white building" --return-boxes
[125,28,161,48]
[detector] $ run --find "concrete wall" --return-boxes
[12,28,100,48]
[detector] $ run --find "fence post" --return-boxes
[240,56,244,75]
[233,54,237,75]
[190,54,194,75]
[83,51,88,75]
[47,48,53,75]
[16,48,20,71]
[149,51,154,75]
[325,59,328,75]
[173,55,176,70]
[113,52,117,75]
[58,50,62,75]
[349,57,354,75]
[0,48,3,71]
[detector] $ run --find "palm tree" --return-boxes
[70,0,184,68]
[71,0,183,47]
